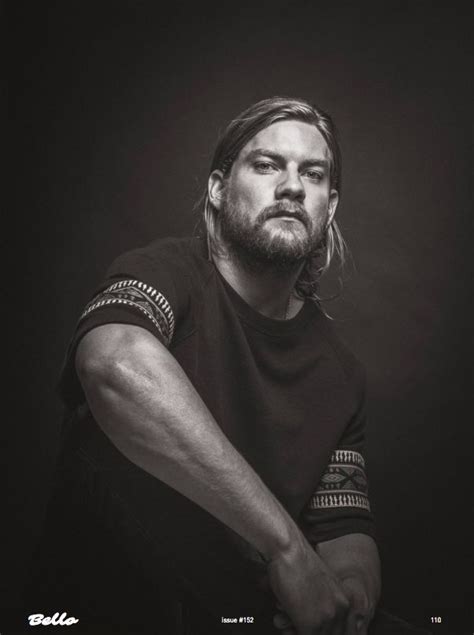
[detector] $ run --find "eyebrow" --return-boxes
[245,148,330,170]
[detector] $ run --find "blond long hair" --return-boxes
[197,96,347,305]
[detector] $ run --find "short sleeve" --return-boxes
[300,373,377,545]
[58,238,194,409]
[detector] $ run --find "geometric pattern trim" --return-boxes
[79,279,175,347]
[309,449,370,511]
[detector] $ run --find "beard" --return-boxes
[218,197,328,272]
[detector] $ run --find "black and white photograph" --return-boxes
[5,2,472,634]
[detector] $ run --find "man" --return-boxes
[50,97,400,634]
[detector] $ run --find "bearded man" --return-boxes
[36,97,426,634]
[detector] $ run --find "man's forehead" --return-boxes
[240,120,330,161]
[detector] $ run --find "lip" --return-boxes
[267,215,305,224]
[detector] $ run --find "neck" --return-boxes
[211,248,304,320]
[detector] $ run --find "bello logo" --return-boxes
[28,612,79,626]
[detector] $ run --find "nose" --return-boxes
[275,168,306,203]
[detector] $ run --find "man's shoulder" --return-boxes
[314,312,366,385]
[113,235,206,265]
[106,236,211,279]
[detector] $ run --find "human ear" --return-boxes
[327,189,339,225]
[208,170,226,211]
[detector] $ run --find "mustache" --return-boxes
[258,201,310,227]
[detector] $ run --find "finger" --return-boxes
[319,615,345,635]
[344,610,359,635]
[273,611,293,630]
[321,620,343,635]
[355,614,368,635]
[328,604,353,635]
[273,614,297,634]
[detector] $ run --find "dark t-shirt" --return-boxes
[59,236,375,544]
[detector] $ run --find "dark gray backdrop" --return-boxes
[7,2,472,633]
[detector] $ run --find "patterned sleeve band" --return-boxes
[79,279,175,347]
[309,449,371,512]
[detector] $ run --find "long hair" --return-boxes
[196,96,347,305]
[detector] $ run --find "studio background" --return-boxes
[7,2,471,633]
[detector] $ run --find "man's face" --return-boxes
[215,120,339,269]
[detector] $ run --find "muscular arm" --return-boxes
[316,533,381,634]
[76,323,350,634]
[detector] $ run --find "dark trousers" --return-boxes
[22,414,431,635]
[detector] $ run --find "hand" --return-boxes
[267,538,350,635]
[273,606,296,634]
[313,533,381,634]
[271,578,374,635]
[340,576,375,635]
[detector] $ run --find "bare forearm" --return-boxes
[77,324,299,561]
[77,324,356,633]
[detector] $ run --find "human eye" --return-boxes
[254,161,277,173]
[303,168,324,181]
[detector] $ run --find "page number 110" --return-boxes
[431,617,442,623]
